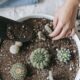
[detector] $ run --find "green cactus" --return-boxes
[30,48,50,69]
[10,63,27,80]
[56,48,71,63]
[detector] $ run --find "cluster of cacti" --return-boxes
[10,63,27,80]
[30,48,50,69]
[56,48,71,63]
[9,41,23,54]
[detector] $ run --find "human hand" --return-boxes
[49,0,78,40]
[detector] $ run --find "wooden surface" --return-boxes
[0,0,64,20]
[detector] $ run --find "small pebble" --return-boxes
[33,28,36,31]
[1,50,3,52]
[69,66,72,71]
[47,44,50,47]
[23,35,26,38]
[22,25,25,28]
[35,39,38,43]
[73,50,76,53]
[5,68,7,71]
[0,54,2,57]
[69,62,74,71]
[56,48,58,51]
[8,27,11,30]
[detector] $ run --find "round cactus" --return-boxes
[30,48,50,69]
[10,63,27,80]
[56,48,71,63]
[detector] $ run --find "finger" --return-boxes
[53,16,58,28]
[49,21,63,37]
[70,28,75,37]
[52,26,69,40]
[66,30,71,37]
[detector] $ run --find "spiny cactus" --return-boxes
[30,48,50,69]
[10,63,27,80]
[56,48,71,63]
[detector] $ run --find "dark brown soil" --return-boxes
[0,18,79,80]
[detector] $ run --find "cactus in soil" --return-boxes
[44,24,52,34]
[10,63,27,80]
[56,48,71,63]
[30,48,50,69]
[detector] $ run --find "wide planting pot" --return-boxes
[18,14,80,80]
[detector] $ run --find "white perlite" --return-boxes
[45,24,52,34]
[10,41,23,54]
[47,71,54,80]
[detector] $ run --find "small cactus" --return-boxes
[9,41,23,54]
[37,31,46,41]
[56,48,71,63]
[10,63,27,80]
[30,48,50,69]
[44,24,52,34]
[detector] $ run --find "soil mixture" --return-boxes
[0,18,79,80]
